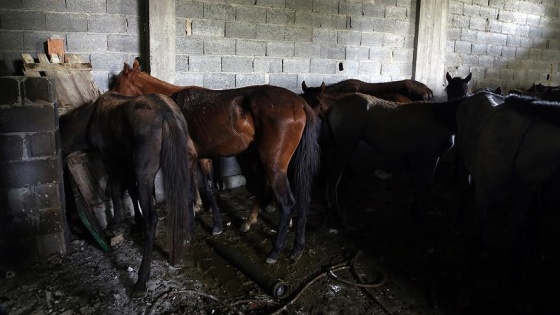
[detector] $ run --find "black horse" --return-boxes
[59,91,196,294]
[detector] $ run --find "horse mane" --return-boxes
[505,93,560,124]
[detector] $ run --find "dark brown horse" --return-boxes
[445,72,472,100]
[113,60,321,264]
[59,92,196,293]
[319,78,433,102]
[302,86,465,221]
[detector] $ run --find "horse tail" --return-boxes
[161,106,194,265]
[289,102,321,223]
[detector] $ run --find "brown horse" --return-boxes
[59,92,196,294]
[113,59,321,264]
[302,85,465,222]
[319,78,433,101]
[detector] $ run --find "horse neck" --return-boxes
[432,97,465,133]
[135,73,185,96]
[59,102,96,157]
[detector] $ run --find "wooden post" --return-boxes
[413,0,449,100]
[147,0,176,83]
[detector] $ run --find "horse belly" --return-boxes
[514,122,560,183]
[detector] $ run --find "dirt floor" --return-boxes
[1,150,559,315]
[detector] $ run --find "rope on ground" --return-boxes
[145,289,244,315]
[349,251,393,315]
[269,251,388,315]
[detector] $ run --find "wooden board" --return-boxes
[21,52,102,115]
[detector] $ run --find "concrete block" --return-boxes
[256,24,285,41]
[0,105,57,133]
[369,47,393,62]
[298,74,325,90]
[373,18,396,33]
[204,38,236,55]
[0,159,59,189]
[192,20,226,37]
[469,16,487,31]
[88,14,127,33]
[222,56,254,73]
[0,31,24,51]
[67,0,106,13]
[363,4,385,18]
[472,43,488,55]
[189,56,222,72]
[320,14,347,29]
[346,46,369,60]
[22,0,65,11]
[0,77,22,105]
[285,26,312,42]
[362,32,383,46]
[283,58,310,73]
[295,42,321,58]
[542,50,560,61]
[107,34,140,53]
[266,42,294,57]
[320,44,345,59]
[267,8,295,25]
[258,0,286,8]
[28,133,56,157]
[126,17,141,34]
[349,16,374,32]
[177,1,204,18]
[310,58,336,74]
[313,29,337,44]
[381,62,409,76]
[527,48,542,60]
[46,13,87,32]
[294,11,321,28]
[91,53,132,72]
[107,0,139,15]
[383,34,404,48]
[451,15,469,28]
[254,57,282,73]
[67,33,108,52]
[337,60,359,76]
[460,29,477,42]
[395,21,414,36]
[236,73,267,87]
[339,3,363,15]
[236,6,267,23]
[1,10,45,30]
[359,60,381,75]
[91,70,110,92]
[1,0,23,9]
[0,135,23,162]
[454,40,472,53]
[204,3,236,20]
[286,0,311,10]
[203,73,236,89]
[392,48,413,63]
[269,73,298,89]
[229,0,259,5]
[385,6,407,19]
[519,37,534,48]
[313,0,338,14]
[225,21,256,39]
[337,30,361,45]
[176,36,204,55]
[529,26,543,38]
[236,40,266,56]
[175,72,204,86]
[38,207,64,235]
[23,77,55,103]
[322,74,349,86]
[176,55,189,72]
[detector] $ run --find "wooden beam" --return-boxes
[413,0,449,100]
[147,0,176,83]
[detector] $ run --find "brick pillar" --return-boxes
[0,76,67,258]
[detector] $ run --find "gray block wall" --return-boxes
[446,0,560,93]
[0,0,145,91]
[175,0,418,92]
[0,76,66,258]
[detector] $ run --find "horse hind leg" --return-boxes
[197,159,223,235]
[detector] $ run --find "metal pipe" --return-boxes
[208,240,289,299]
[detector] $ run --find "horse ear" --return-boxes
[123,62,130,72]
[133,57,141,70]
[320,82,326,92]
[465,73,472,82]
[302,81,308,91]
[495,86,502,95]
[446,72,452,82]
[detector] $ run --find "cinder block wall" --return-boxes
[0,0,145,91]
[446,0,560,92]
[174,0,418,92]
[0,76,66,258]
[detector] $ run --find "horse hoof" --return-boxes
[132,284,147,297]
[212,227,223,235]
[239,224,250,233]
[289,250,303,261]
[266,257,277,264]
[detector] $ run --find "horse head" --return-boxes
[301,81,329,117]
[112,58,145,96]
[445,72,472,100]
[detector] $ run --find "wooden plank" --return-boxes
[37,53,81,110]
[23,62,93,71]
[64,54,101,108]
[21,53,41,77]
[47,37,64,62]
